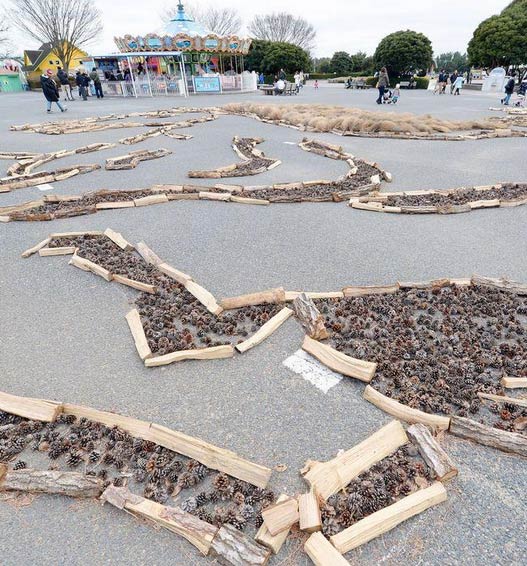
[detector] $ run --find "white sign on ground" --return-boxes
[283,349,343,393]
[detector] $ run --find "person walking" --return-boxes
[453,74,464,95]
[40,70,66,113]
[502,75,516,105]
[57,66,74,101]
[75,70,83,97]
[376,67,389,104]
[449,71,458,94]
[79,72,90,101]
[90,67,104,99]
[278,68,286,81]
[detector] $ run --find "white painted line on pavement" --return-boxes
[37,184,54,191]
[283,141,297,145]
[283,349,343,393]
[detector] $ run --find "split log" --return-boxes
[210,524,271,566]
[468,199,500,209]
[95,201,135,209]
[133,194,169,207]
[69,254,113,282]
[145,345,235,367]
[185,280,223,315]
[304,532,349,566]
[299,488,322,533]
[235,308,293,353]
[262,497,299,536]
[449,416,527,457]
[407,423,457,481]
[21,237,51,258]
[230,196,270,205]
[501,377,527,389]
[199,191,231,201]
[104,228,134,251]
[125,309,152,360]
[293,293,329,340]
[102,486,217,555]
[477,392,527,409]
[255,494,292,554]
[342,284,399,297]
[0,469,103,497]
[330,482,447,553]
[158,262,193,285]
[350,202,383,212]
[364,386,451,431]
[221,288,285,310]
[400,205,438,214]
[302,420,408,500]
[38,246,76,256]
[0,215,10,222]
[285,291,344,301]
[0,389,62,422]
[147,422,272,488]
[112,274,156,294]
[471,274,527,296]
[136,241,163,266]
[302,336,376,383]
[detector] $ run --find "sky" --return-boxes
[4,0,509,58]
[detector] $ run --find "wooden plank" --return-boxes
[185,280,223,315]
[136,241,163,267]
[302,335,376,383]
[104,228,134,251]
[350,202,384,212]
[158,262,193,285]
[21,237,51,258]
[330,482,447,553]
[299,488,322,533]
[145,345,235,367]
[221,288,286,310]
[363,386,451,431]
[449,416,527,457]
[255,494,292,554]
[0,390,62,422]
[302,420,408,500]
[198,191,231,201]
[477,392,527,409]
[407,424,457,481]
[113,274,156,294]
[211,524,271,566]
[304,532,349,566]
[69,254,113,282]
[148,423,272,488]
[95,201,135,209]
[0,469,103,497]
[471,274,527,295]
[102,486,217,555]
[133,194,169,207]
[236,307,293,353]
[262,497,299,536]
[468,199,500,209]
[501,377,527,389]
[38,246,76,256]
[342,284,399,297]
[125,309,152,360]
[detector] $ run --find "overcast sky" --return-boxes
[9,0,508,58]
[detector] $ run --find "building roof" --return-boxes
[163,2,212,37]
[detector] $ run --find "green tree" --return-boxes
[245,39,310,75]
[374,30,433,77]
[313,57,331,73]
[330,51,353,75]
[467,11,527,67]
[435,52,469,73]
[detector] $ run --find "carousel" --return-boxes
[88,2,255,97]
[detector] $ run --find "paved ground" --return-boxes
[0,85,526,566]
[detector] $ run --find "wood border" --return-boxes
[0,390,62,422]
[235,307,293,353]
[144,345,234,367]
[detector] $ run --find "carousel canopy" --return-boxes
[114,1,251,55]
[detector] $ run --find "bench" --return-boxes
[400,80,416,89]
[346,79,368,89]
[260,86,275,95]
[283,83,298,95]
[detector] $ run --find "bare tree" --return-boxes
[248,12,316,52]
[9,0,102,71]
[163,2,242,36]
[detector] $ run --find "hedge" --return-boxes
[365,76,429,89]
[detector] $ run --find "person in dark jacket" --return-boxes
[56,66,74,101]
[376,67,389,104]
[502,75,516,106]
[79,72,90,101]
[41,69,66,113]
[75,70,83,97]
[89,67,104,98]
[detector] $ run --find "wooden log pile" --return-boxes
[105,148,172,170]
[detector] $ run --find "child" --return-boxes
[383,88,392,103]
[453,75,464,95]
[391,84,400,104]
[314,79,319,89]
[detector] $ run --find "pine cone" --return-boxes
[233,491,245,506]
[88,450,100,463]
[66,449,82,468]
[196,492,209,507]
[113,477,125,487]
[13,460,27,470]
[182,497,198,513]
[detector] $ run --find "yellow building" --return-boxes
[23,42,87,81]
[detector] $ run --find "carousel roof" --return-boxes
[164,2,212,37]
